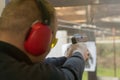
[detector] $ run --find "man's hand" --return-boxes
[65,43,89,61]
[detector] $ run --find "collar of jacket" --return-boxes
[0,41,33,64]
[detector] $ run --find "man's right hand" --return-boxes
[65,43,89,61]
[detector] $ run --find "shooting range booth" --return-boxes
[47,0,120,80]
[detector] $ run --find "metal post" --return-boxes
[86,4,97,80]
[85,31,97,80]
[112,27,117,77]
[88,69,97,80]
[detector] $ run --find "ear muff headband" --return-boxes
[35,0,51,25]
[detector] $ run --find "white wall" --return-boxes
[47,30,68,57]
[0,0,5,16]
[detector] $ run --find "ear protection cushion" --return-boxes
[24,22,52,56]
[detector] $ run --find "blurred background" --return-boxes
[1,0,120,80]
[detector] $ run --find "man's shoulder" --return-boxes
[0,52,14,61]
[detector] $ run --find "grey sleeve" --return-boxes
[61,52,85,80]
[44,52,85,80]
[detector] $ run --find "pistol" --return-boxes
[71,34,88,44]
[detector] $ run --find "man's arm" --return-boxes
[44,56,67,67]
[44,52,85,80]
[62,52,85,80]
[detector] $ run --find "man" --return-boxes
[0,0,89,80]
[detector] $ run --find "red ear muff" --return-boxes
[24,22,52,56]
